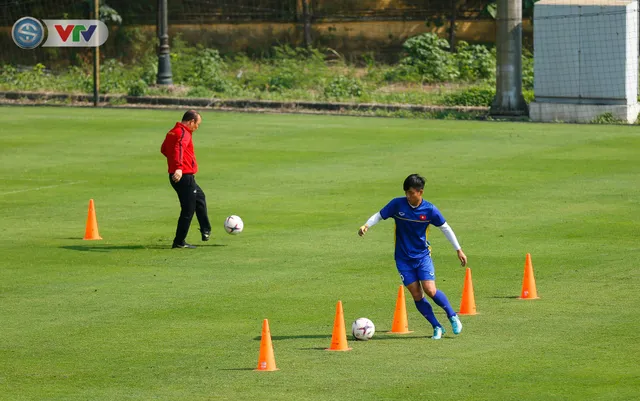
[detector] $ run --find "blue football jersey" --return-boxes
[379,197,446,260]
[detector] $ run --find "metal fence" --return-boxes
[1,0,494,67]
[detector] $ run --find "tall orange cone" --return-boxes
[83,199,102,240]
[459,267,477,315]
[255,319,278,371]
[387,286,413,334]
[326,300,351,351]
[520,253,539,299]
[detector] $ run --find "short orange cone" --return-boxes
[83,199,102,240]
[387,285,413,334]
[255,319,278,371]
[459,267,477,315]
[326,300,351,351]
[520,253,539,299]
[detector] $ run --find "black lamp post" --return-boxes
[156,0,173,85]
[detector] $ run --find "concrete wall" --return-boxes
[168,20,507,58]
[534,0,638,104]
[531,0,639,123]
[1,19,533,65]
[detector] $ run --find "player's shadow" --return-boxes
[253,334,330,341]
[252,333,431,342]
[61,245,147,252]
[254,333,430,351]
[61,244,226,252]
[299,335,431,351]
[219,368,254,371]
[368,334,426,340]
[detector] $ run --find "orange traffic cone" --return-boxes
[520,253,539,299]
[326,300,351,351]
[459,267,477,315]
[387,285,413,334]
[83,199,102,240]
[255,319,278,371]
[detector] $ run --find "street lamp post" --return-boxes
[157,0,173,85]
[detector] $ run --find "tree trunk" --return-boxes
[449,0,457,51]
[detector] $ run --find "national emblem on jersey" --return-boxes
[379,197,446,260]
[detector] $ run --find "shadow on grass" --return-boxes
[61,243,227,252]
[253,333,428,343]
[368,334,427,340]
[300,334,433,350]
[489,296,520,299]
[219,368,255,371]
[61,245,147,252]
[253,334,330,341]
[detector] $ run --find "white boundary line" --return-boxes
[0,180,87,196]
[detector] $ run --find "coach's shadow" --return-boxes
[61,244,227,252]
[61,245,149,252]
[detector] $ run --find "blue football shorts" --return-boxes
[395,255,435,286]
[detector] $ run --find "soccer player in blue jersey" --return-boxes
[358,174,468,340]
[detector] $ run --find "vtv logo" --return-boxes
[42,20,108,47]
[55,24,98,43]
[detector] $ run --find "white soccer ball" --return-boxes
[351,317,375,341]
[223,215,244,235]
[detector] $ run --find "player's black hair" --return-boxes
[403,174,425,191]
[181,110,200,123]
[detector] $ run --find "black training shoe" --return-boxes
[172,242,196,249]
[201,230,211,241]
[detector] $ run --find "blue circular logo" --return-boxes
[12,17,44,49]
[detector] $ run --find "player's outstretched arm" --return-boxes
[358,212,382,237]
[358,225,368,236]
[437,222,467,267]
[457,249,468,267]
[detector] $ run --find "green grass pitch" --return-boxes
[1,107,639,400]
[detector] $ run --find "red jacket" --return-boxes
[161,122,198,174]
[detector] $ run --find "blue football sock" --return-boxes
[415,298,440,328]
[432,290,456,318]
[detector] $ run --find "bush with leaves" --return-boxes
[455,41,496,82]
[186,86,212,98]
[239,45,329,92]
[324,75,363,99]
[0,65,20,88]
[127,79,147,97]
[387,33,458,83]
[441,86,496,107]
[382,64,424,83]
[100,59,141,94]
[522,49,534,90]
[169,35,233,93]
[591,112,625,124]
[190,48,232,92]
[523,89,534,104]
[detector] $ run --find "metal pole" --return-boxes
[93,0,99,106]
[157,0,173,85]
[490,0,528,116]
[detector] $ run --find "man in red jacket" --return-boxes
[161,110,211,248]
